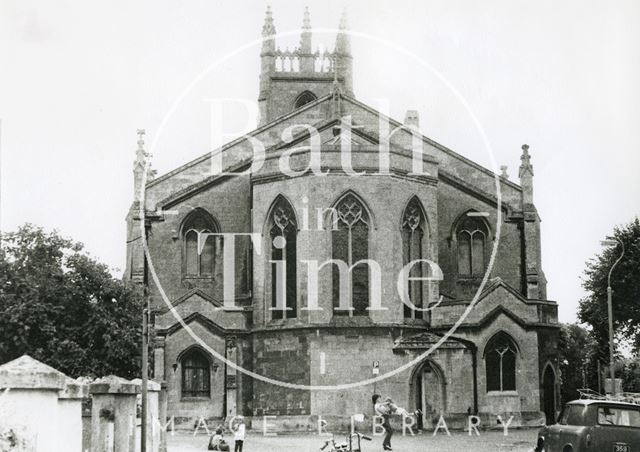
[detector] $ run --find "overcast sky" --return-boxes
[1,0,638,323]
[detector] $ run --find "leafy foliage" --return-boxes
[578,218,640,356]
[619,357,640,392]
[558,323,599,402]
[0,224,143,378]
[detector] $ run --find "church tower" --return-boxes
[257,7,354,126]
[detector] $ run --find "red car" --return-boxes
[535,399,640,451]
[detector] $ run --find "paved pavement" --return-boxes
[167,428,538,451]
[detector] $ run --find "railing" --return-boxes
[577,388,640,405]
[274,48,335,73]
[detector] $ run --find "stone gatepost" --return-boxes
[90,376,140,452]
[131,379,161,452]
[58,378,90,452]
[0,355,67,452]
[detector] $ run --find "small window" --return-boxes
[456,216,488,276]
[485,332,517,392]
[182,210,219,278]
[597,406,640,427]
[181,348,211,398]
[294,91,317,109]
[558,405,588,426]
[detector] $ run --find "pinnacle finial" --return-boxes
[519,143,534,178]
[335,8,351,55]
[134,128,150,169]
[339,8,348,30]
[136,129,145,152]
[521,144,531,163]
[404,110,420,129]
[303,6,311,30]
[300,6,312,55]
[262,5,276,37]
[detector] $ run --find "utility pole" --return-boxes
[601,237,625,395]
[606,285,615,393]
[597,360,602,394]
[141,302,149,451]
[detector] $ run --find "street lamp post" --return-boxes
[601,237,625,395]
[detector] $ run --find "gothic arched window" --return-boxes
[485,332,518,392]
[181,348,211,398]
[402,197,426,320]
[294,90,317,109]
[269,197,297,320]
[332,193,369,316]
[456,216,488,276]
[183,210,218,278]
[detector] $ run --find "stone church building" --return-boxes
[125,8,560,430]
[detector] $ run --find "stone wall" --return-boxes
[252,331,311,416]
[0,356,167,452]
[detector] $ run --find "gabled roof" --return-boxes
[343,95,523,191]
[156,159,252,211]
[435,303,559,332]
[478,277,529,304]
[477,277,556,307]
[147,93,334,189]
[154,288,223,314]
[145,92,523,212]
[158,311,247,337]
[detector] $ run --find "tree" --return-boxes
[558,323,599,402]
[619,357,640,393]
[0,224,143,378]
[578,218,640,357]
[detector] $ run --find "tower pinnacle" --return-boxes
[334,8,353,95]
[257,7,354,124]
[133,129,148,202]
[335,8,351,55]
[262,6,276,37]
[518,144,533,177]
[303,6,311,30]
[518,144,534,207]
[134,129,147,168]
[300,6,312,60]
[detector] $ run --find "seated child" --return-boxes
[208,427,230,451]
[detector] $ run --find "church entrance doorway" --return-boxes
[542,364,557,424]
[412,360,446,430]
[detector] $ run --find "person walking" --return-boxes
[373,394,393,451]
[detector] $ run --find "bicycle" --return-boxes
[320,432,372,452]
